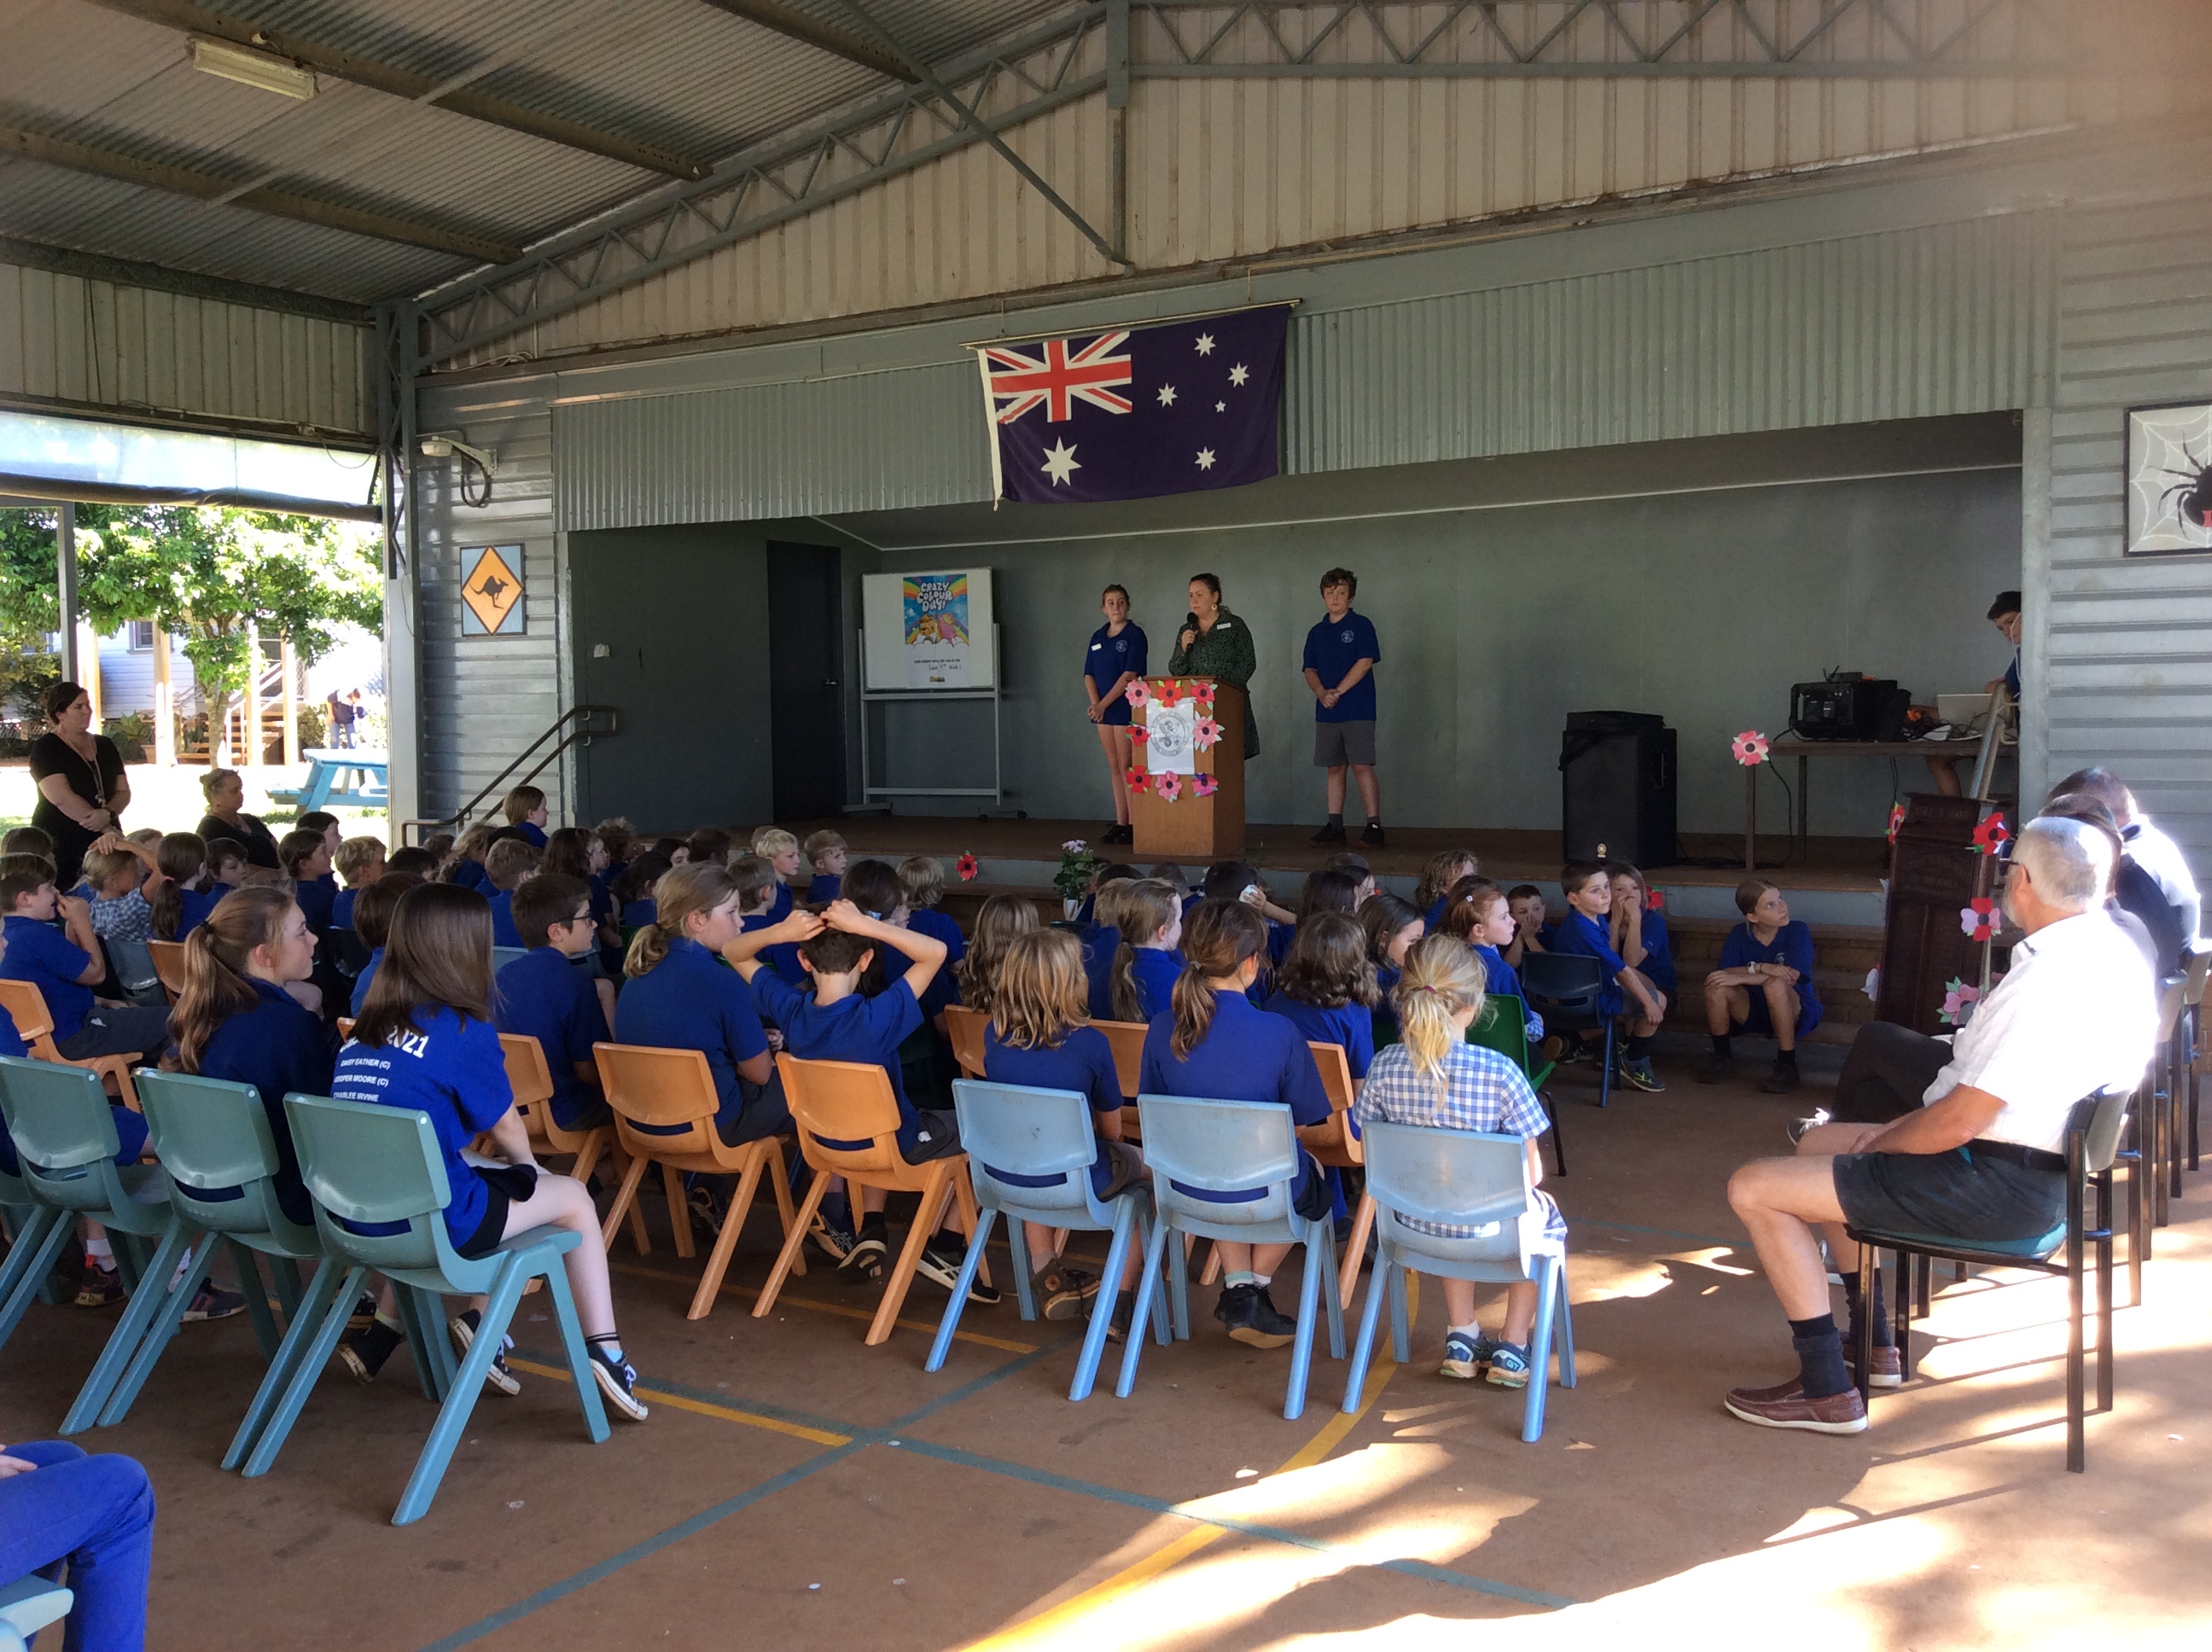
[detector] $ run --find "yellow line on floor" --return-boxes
[505,1357,853,1447]
[608,1260,1041,1354]
[958,1279,1414,1650]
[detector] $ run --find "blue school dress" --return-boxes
[1548,910,1628,1019]
[497,946,611,1130]
[982,1023,1125,1196]
[190,979,336,1225]
[331,1009,515,1250]
[1718,921,1824,1040]
[1139,990,1330,1206]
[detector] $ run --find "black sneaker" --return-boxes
[1359,822,1386,848]
[346,1290,380,1334]
[585,1343,649,1422]
[339,1320,402,1385]
[1761,1060,1802,1096]
[1786,1107,1833,1145]
[808,1213,858,1265]
[451,1307,521,1396]
[1309,822,1348,846]
[1617,1056,1667,1093]
[918,1241,1001,1304]
[1695,1054,1736,1085]
[182,1281,247,1321]
[687,1182,727,1236]
[1214,1283,1296,1349]
[1103,1288,1138,1344]
[840,1227,888,1283]
[1555,1038,1598,1067]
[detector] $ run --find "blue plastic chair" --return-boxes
[1340,1120,1576,1442]
[1518,951,1615,1108]
[0,1137,67,1349]
[927,1079,1170,1399]
[245,1093,610,1525]
[1115,1094,1345,1421]
[0,1577,72,1652]
[490,946,528,974]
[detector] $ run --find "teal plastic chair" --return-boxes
[0,1139,68,1348]
[927,1079,1170,1399]
[0,1057,182,1430]
[1115,1094,1345,1420]
[1467,998,1565,1176]
[0,1577,72,1652]
[490,946,528,974]
[1340,1120,1576,1442]
[250,1092,609,1525]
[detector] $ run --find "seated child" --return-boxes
[1438,878,1544,1046]
[803,829,848,903]
[686,827,733,869]
[616,851,672,932]
[297,811,344,866]
[347,873,419,1018]
[1277,868,1361,966]
[332,835,385,931]
[1319,852,1378,907]
[955,893,1039,1015]
[731,854,806,988]
[1546,861,1668,1093]
[0,827,53,861]
[1262,910,1379,1085]
[983,928,1148,1337]
[593,817,634,902]
[1700,877,1822,1095]
[896,856,969,1020]
[1202,860,1295,927]
[750,828,804,922]
[497,874,612,1131]
[1080,876,1139,1021]
[1076,859,1138,934]
[333,882,647,1419]
[842,858,956,1100]
[653,835,690,868]
[1359,892,1423,1045]
[1107,879,1184,1024]
[384,846,439,879]
[1138,899,1331,1349]
[544,827,616,962]
[0,919,150,1181]
[1502,884,1549,969]
[421,832,456,863]
[279,829,337,939]
[149,833,222,942]
[1415,850,1480,933]
[0,853,169,1065]
[203,838,249,899]
[439,823,498,893]
[483,837,543,949]
[504,783,550,848]
[1608,863,1678,1013]
[80,834,159,944]
[1354,934,1565,1389]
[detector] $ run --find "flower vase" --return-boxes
[1062,899,1082,921]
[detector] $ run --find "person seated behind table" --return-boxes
[725,896,994,1300]
[2039,794,2167,974]
[750,827,805,922]
[1547,860,1668,1093]
[503,782,550,849]
[1721,817,2154,1434]
[1701,878,1824,1095]
[347,874,421,1018]
[955,893,1040,1016]
[1359,892,1423,1045]
[332,835,385,931]
[1927,590,2023,798]
[2050,766,2201,963]
[149,833,219,942]
[1415,849,1479,934]
[616,851,672,932]
[79,833,160,944]
[804,829,848,903]
[483,837,542,950]
[1139,899,1333,1349]
[1107,879,1185,1025]
[438,823,498,893]
[1607,862,1678,1015]
[0,1440,157,1652]
[1503,884,1550,968]
[1262,910,1379,1087]
[1355,934,1566,1389]
[332,882,648,1420]
[496,873,611,1132]
[982,928,1150,1336]
[0,852,169,1067]
[1437,878,1544,1046]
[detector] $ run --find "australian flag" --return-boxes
[976,305,1290,504]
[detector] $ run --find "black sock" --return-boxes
[1365,817,1381,827]
[859,1212,887,1239]
[1789,1313,1852,1398]
[1627,1032,1656,1062]
[1774,1047,1800,1072]
[1327,812,1343,828]
[1709,1033,1732,1058]
[1839,1274,1894,1349]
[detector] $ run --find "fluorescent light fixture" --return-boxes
[189,35,317,100]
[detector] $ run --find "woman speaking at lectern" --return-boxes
[1167,573,1258,761]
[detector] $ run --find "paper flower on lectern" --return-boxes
[1191,716,1222,753]
[1194,773,1219,798]
[1970,811,2011,856]
[1959,898,1998,941]
[1129,724,1148,743]
[1154,772,1184,802]
[1155,678,1185,707]
[956,853,979,882]
[1122,680,1150,707]
[1731,730,1771,766]
[1125,768,1150,794]
[1887,803,1906,844]
[1191,687,1214,714]
[1938,977,1982,1026]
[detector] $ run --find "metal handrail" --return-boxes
[400,704,619,844]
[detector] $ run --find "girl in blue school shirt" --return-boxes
[1106,880,1185,1024]
[1139,899,1332,1351]
[1084,583,1148,846]
[1608,862,1679,1021]
[1437,880,1544,1046]
[331,882,649,1422]
[1261,912,1378,1084]
[1699,877,1822,1096]
[148,832,224,941]
[1359,893,1423,1047]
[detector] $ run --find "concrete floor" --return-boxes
[6,1061,2208,1652]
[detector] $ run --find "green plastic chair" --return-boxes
[249,1091,609,1525]
[1467,997,1565,1177]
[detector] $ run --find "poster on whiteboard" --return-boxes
[862,568,996,691]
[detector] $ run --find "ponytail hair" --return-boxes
[148,831,207,940]
[1169,899,1266,1060]
[1436,875,1502,944]
[624,860,737,978]
[1395,934,1487,1096]
[172,887,295,1070]
[1108,878,1181,1023]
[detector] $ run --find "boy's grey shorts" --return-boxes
[1313,720,1377,768]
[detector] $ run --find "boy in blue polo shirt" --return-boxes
[728,899,996,1300]
[731,854,808,987]
[803,830,848,903]
[1549,861,1668,1092]
[749,828,805,921]
[0,853,169,1065]
[483,836,541,949]
[1302,567,1383,849]
[495,874,610,1131]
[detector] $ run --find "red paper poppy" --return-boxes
[1886,803,1906,844]
[955,853,979,882]
[1155,678,1185,707]
[1126,768,1150,794]
[1644,887,1665,912]
[1970,811,2011,855]
[1194,773,1219,798]
[1959,898,1997,941]
[1130,724,1149,743]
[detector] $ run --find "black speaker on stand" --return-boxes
[1561,711,1678,866]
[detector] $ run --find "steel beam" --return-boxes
[0,236,367,324]
[692,0,916,81]
[83,0,707,178]
[0,126,520,264]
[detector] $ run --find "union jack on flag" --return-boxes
[982,333,1134,424]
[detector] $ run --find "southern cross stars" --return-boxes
[1157,384,1177,406]
[1196,448,1216,470]
[1195,333,1215,356]
[1228,364,1249,387]
[1040,439,1080,486]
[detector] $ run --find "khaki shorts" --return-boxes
[1313,720,1377,768]
[1100,1137,1147,1200]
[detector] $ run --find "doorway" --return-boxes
[765,541,847,818]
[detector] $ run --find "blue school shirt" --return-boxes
[1081,925,1122,1021]
[1548,910,1629,1018]
[1630,910,1678,1003]
[750,973,928,1153]
[0,914,94,1042]
[497,946,610,1130]
[1718,920,1825,1038]
[1140,990,1330,1202]
[332,1009,513,1248]
[451,859,488,893]
[1470,945,1544,1043]
[808,873,843,903]
[613,937,769,1120]
[350,949,383,1017]
[1124,947,1182,1024]
[175,885,224,939]
[1261,990,1375,1081]
[1084,622,1149,726]
[1301,609,1381,723]
[766,882,795,923]
[981,1022,1124,1197]
[620,898,657,929]
[516,823,548,848]
[740,912,808,989]
[1423,895,1447,933]
[296,873,337,935]
[191,978,336,1226]
[332,887,358,930]
[486,889,523,949]
[906,908,966,1016]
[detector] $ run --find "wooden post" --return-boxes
[1743,764,1756,872]
[243,621,261,769]
[151,625,176,765]
[78,622,101,722]
[281,636,300,765]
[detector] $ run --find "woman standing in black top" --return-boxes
[195,766,283,881]
[29,681,129,887]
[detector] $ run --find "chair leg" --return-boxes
[537,1253,610,1444]
[867,1169,952,1348]
[1115,1214,1175,1399]
[599,1151,655,1257]
[1005,1218,1038,1320]
[230,1241,282,1360]
[572,1132,604,1188]
[62,1219,197,1434]
[242,1262,369,1477]
[1316,1223,1346,1360]
[751,1172,832,1319]
[686,1149,769,1321]
[1199,1242,1223,1288]
[1597,1025,1614,1108]
[1068,1203,1134,1403]
[0,1207,60,1347]
[393,1257,529,1526]
[765,1143,804,1277]
[2095,1168,2116,1416]
[1336,1193,1374,1312]
[389,1283,445,1404]
[226,1258,348,1471]
[271,1256,305,1322]
[925,1207,998,1375]
[2067,1195,2087,1475]
[1555,1258,1577,1387]
[1167,1226,1192,1341]
[1855,1242,1876,1407]
[951,1168,992,1289]
[1388,1263,1412,1365]
[0,1213,76,1349]
[1893,1248,1912,1382]
[96,1230,224,1428]
[1340,1248,1392,1412]
[662,1162,694,1260]
[1543,1090,1567,1176]
[1284,1219,1328,1422]
[1521,1262,1557,1444]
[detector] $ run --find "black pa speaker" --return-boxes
[1561,712,1678,866]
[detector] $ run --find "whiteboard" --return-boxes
[862,567,996,691]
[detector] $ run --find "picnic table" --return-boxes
[266,747,389,812]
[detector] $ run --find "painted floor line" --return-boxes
[610,1259,1040,1352]
[505,1358,853,1446]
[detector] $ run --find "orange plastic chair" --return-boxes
[944,1004,988,1079]
[754,1051,987,1347]
[0,979,143,1111]
[1090,1018,1148,1138]
[592,1042,800,1319]
[146,939,188,1004]
[500,1033,647,1253]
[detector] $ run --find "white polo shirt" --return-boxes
[1923,910,2157,1154]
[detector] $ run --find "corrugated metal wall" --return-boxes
[0,261,370,435]
[2045,192,2212,864]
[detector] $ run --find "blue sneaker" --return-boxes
[1439,1330,1496,1380]
[1486,1341,1532,1389]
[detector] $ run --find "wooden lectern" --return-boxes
[1131,679,1245,859]
[1877,794,2000,1036]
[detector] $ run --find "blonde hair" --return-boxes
[625,861,738,977]
[81,844,139,890]
[897,854,946,910]
[751,827,798,858]
[334,835,385,884]
[991,929,1087,1051]
[440,823,498,881]
[803,829,847,862]
[1108,878,1181,1023]
[1395,934,1487,1094]
[956,893,1039,1014]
